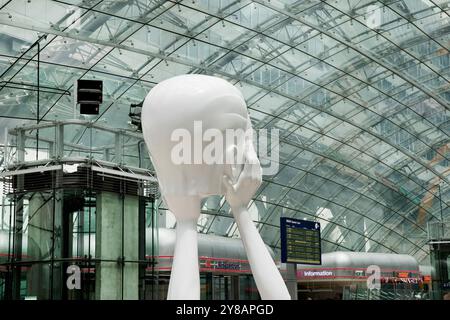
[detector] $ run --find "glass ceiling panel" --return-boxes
[3,0,73,29]
[94,0,169,21]
[1,0,449,264]
[152,4,218,34]
[129,25,188,55]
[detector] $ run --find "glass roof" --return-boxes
[1,0,450,264]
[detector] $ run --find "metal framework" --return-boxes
[0,0,450,264]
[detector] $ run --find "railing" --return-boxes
[1,119,159,210]
[3,120,152,170]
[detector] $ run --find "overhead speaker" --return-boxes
[129,100,144,130]
[77,79,103,114]
[79,103,100,115]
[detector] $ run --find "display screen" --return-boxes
[280,217,321,265]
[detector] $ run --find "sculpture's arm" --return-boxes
[165,196,200,300]
[223,158,291,300]
[167,218,200,300]
[231,204,291,300]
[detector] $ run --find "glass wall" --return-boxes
[1,0,450,300]
[0,188,154,300]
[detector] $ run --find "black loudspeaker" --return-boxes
[129,100,143,130]
[80,103,100,115]
[77,79,102,114]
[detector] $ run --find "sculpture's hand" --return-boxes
[222,145,262,211]
[222,144,291,300]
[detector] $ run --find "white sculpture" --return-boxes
[141,74,290,300]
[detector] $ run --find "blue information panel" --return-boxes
[280,217,321,265]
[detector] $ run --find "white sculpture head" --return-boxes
[141,74,259,208]
[141,75,289,301]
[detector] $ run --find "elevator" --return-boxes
[0,120,157,300]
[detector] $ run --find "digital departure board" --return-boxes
[280,217,321,265]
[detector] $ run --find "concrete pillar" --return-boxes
[123,195,139,299]
[52,189,63,299]
[27,193,53,300]
[95,191,139,300]
[10,130,25,299]
[232,275,240,300]
[286,263,298,300]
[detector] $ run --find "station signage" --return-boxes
[280,217,321,265]
[302,270,333,277]
[217,261,241,270]
[203,259,242,271]
[354,270,365,277]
